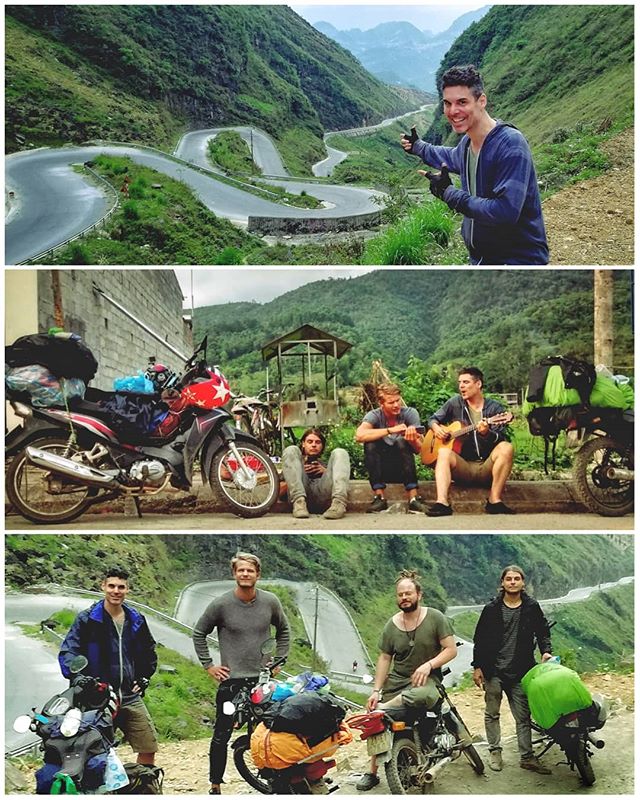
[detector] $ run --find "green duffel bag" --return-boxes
[521,661,593,730]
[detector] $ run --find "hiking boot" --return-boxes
[426,502,453,517]
[485,500,516,515]
[407,496,427,514]
[489,750,503,771]
[209,787,221,795]
[323,500,347,520]
[292,498,309,518]
[356,773,380,791]
[520,757,551,775]
[366,496,388,513]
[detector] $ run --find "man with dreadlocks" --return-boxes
[356,570,457,792]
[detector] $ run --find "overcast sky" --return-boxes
[292,4,488,33]
[174,268,375,309]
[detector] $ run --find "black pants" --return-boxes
[209,678,256,784]
[364,439,418,491]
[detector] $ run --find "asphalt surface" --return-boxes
[6,511,632,531]
[174,127,288,176]
[5,141,383,264]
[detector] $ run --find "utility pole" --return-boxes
[594,270,614,368]
[250,129,254,164]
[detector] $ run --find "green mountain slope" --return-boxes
[5,5,426,171]
[426,5,633,145]
[6,534,633,668]
[193,269,633,393]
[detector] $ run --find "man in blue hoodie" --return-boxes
[59,567,158,765]
[425,367,514,516]
[401,64,549,265]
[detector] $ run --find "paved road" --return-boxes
[5,144,382,264]
[175,127,288,176]
[7,511,632,531]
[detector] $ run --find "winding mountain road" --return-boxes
[5,128,384,264]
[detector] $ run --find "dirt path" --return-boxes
[543,127,634,265]
[10,673,632,795]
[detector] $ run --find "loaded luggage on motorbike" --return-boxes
[521,661,594,730]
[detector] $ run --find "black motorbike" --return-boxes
[348,668,484,794]
[13,655,119,793]
[570,407,634,516]
[6,336,279,523]
[531,693,610,786]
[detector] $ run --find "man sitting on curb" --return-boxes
[356,383,426,514]
[425,366,514,517]
[281,428,350,520]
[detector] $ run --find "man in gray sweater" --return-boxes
[192,552,290,794]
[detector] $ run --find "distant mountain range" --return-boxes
[313,7,491,91]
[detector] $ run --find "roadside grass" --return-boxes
[363,202,464,265]
[207,130,261,175]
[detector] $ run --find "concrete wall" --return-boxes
[34,269,192,390]
[247,210,382,235]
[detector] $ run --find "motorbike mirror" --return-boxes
[43,695,71,716]
[13,715,33,734]
[261,638,277,656]
[69,655,89,674]
[222,701,236,716]
[361,674,374,685]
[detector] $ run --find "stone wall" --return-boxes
[247,210,382,235]
[36,269,192,390]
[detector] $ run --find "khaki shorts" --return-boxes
[383,678,440,709]
[117,698,158,753]
[452,454,494,487]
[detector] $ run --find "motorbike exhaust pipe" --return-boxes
[604,466,634,481]
[424,756,452,783]
[25,446,120,488]
[587,733,605,749]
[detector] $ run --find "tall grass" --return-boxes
[363,201,460,265]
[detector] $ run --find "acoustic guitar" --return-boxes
[420,412,514,465]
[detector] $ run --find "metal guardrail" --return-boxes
[18,166,119,265]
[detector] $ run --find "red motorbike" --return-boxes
[6,337,279,523]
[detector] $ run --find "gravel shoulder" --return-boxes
[8,673,633,795]
[543,127,634,265]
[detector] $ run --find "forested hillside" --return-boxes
[426,5,634,146]
[194,270,633,393]
[5,533,633,617]
[5,5,425,170]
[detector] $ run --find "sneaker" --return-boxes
[485,500,516,515]
[520,757,551,775]
[426,502,453,517]
[366,496,388,513]
[489,750,503,771]
[292,497,309,519]
[407,496,427,514]
[356,773,380,791]
[323,500,347,520]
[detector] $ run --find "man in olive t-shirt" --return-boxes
[357,570,457,792]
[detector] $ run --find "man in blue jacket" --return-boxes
[401,64,549,265]
[59,567,158,765]
[425,367,514,516]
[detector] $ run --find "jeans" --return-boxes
[281,446,350,510]
[209,678,256,784]
[483,674,534,760]
[364,439,418,491]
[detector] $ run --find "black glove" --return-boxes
[136,676,150,696]
[402,126,419,147]
[423,164,452,200]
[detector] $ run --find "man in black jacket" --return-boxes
[472,565,553,774]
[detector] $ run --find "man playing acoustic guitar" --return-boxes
[423,367,514,516]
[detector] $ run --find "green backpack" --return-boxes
[521,661,593,730]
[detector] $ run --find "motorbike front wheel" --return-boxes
[210,442,279,518]
[574,436,634,517]
[385,737,429,794]
[447,710,485,774]
[232,735,273,794]
[573,738,595,786]
[6,437,97,524]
